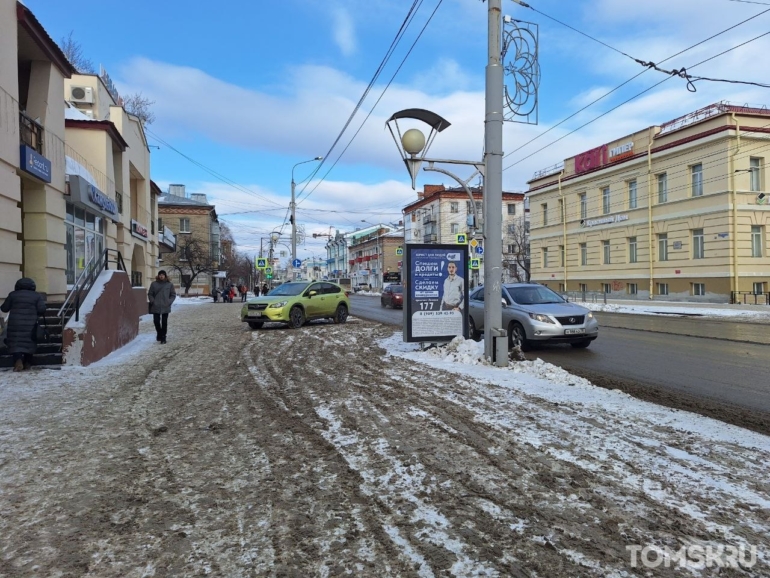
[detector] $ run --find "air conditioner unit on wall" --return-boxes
[70,86,94,104]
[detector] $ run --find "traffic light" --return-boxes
[266,274,273,279]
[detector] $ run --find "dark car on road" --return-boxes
[468,283,599,350]
[380,284,404,309]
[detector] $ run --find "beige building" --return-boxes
[403,184,527,283]
[0,0,76,301]
[527,102,770,302]
[347,225,402,289]
[64,71,158,288]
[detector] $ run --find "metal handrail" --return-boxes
[58,249,127,325]
[730,291,770,305]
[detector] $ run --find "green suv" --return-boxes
[241,281,351,329]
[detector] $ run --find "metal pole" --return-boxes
[483,0,507,367]
[291,179,297,281]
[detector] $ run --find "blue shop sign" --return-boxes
[68,175,118,219]
[87,183,118,216]
[20,145,52,183]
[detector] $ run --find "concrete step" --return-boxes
[0,352,63,368]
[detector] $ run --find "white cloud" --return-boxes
[332,6,357,57]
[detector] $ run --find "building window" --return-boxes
[525,221,530,234]
[559,245,565,267]
[628,180,637,209]
[579,283,587,293]
[116,191,123,214]
[179,246,188,261]
[507,223,517,234]
[692,228,704,259]
[603,240,611,264]
[691,163,703,197]
[627,283,638,295]
[558,283,565,292]
[580,242,587,266]
[751,225,763,257]
[158,217,163,232]
[558,199,564,222]
[603,283,611,294]
[602,187,611,214]
[692,282,706,296]
[657,173,668,204]
[542,203,548,226]
[507,203,516,215]
[657,233,668,261]
[542,248,548,268]
[451,223,459,234]
[579,193,587,219]
[657,283,669,296]
[450,202,459,213]
[507,243,516,253]
[750,157,762,192]
[753,281,765,295]
[180,218,191,233]
[628,237,638,263]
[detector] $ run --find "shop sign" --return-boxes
[68,175,118,218]
[575,140,635,174]
[20,144,52,183]
[403,244,469,343]
[131,219,148,240]
[583,214,629,227]
[608,141,634,162]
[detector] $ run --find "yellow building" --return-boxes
[527,102,770,303]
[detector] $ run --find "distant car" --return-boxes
[467,283,599,350]
[241,281,350,329]
[352,284,371,293]
[380,284,403,308]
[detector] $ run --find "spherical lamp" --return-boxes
[401,128,426,156]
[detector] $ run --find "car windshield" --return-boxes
[391,286,403,294]
[268,282,310,297]
[508,286,565,305]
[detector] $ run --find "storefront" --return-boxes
[65,173,118,285]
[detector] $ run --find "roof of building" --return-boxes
[65,118,129,151]
[16,2,77,78]
[158,193,214,208]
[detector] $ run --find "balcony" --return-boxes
[363,255,372,262]
[158,226,176,254]
[356,256,364,263]
[349,259,355,265]
[422,215,436,225]
[19,111,43,153]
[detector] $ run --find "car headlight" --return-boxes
[587,312,594,319]
[529,313,554,324]
[269,301,288,309]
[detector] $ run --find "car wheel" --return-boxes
[570,339,592,349]
[468,316,481,341]
[509,322,532,352]
[247,321,264,330]
[288,306,305,329]
[333,303,349,324]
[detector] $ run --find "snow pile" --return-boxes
[173,296,212,306]
[583,301,770,319]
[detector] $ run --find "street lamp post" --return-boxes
[291,157,323,280]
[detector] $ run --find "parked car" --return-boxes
[380,284,404,308]
[467,283,599,350]
[241,281,350,329]
[352,284,371,293]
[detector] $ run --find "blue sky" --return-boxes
[26,0,770,260]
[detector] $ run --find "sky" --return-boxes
[25,0,770,261]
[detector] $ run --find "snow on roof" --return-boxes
[65,155,99,188]
[64,106,93,122]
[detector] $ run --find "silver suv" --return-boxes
[468,283,599,350]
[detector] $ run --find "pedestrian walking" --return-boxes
[211,287,220,303]
[254,286,261,297]
[1,277,46,372]
[262,283,269,296]
[240,284,248,302]
[148,270,176,344]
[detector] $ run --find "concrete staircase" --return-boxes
[0,302,67,368]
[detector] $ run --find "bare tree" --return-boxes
[122,92,156,125]
[58,31,96,74]
[163,237,217,295]
[502,216,530,283]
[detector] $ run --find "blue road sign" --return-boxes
[292,259,302,268]
[476,246,484,255]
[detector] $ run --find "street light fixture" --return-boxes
[291,156,323,280]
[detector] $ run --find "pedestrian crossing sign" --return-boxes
[455,233,467,244]
[396,247,403,256]
[256,257,267,269]
[470,258,480,270]
[265,267,272,275]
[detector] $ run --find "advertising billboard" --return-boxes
[403,244,468,343]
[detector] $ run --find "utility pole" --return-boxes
[483,0,508,366]
[291,157,323,281]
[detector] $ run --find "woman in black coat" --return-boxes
[1,277,46,372]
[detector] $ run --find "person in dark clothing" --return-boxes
[262,283,269,296]
[254,286,261,297]
[1,277,46,371]
[212,287,220,303]
[147,270,176,344]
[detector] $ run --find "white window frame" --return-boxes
[751,225,763,258]
[602,187,611,214]
[627,283,638,295]
[691,163,703,197]
[692,228,705,259]
[657,173,668,204]
[603,283,611,294]
[450,202,459,213]
[628,180,637,209]
[559,245,565,267]
[602,240,611,264]
[750,157,762,192]
[179,218,191,233]
[657,283,669,296]
[558,199,564,223]
[580,242,587,266]
[450,223,459,234]
[692,282,706,296]
[628,237,638,263]
[579,283,588,293]
[542,247,548,268]
[579,193,587,219]
[507,203,516,215]
[753,281,765,295]
[658,233,668,262]
[542,203,548,226]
